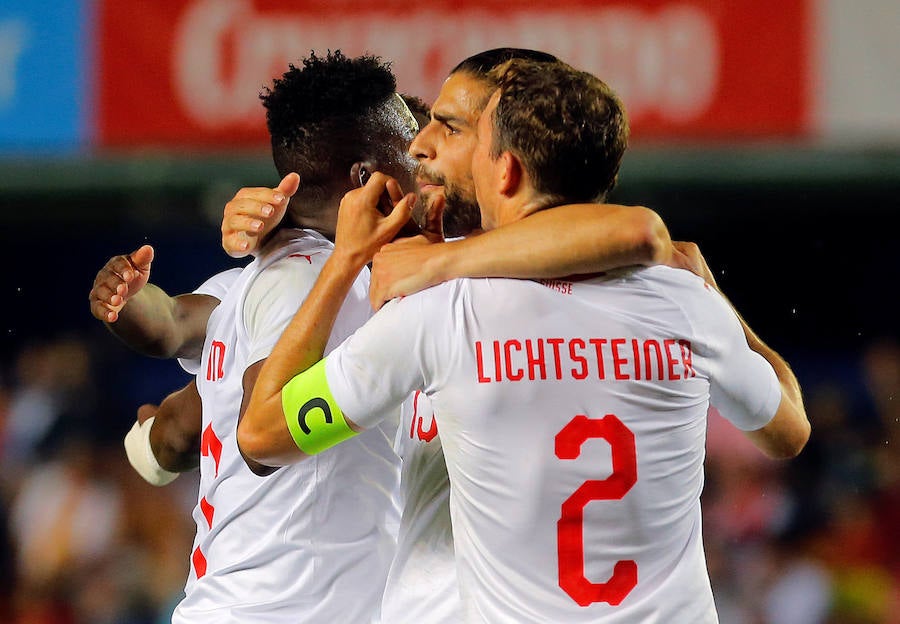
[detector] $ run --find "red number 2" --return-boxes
[556,414,638,606]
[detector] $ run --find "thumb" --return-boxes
[129,244,154,272]
[277,172,301,199]
[388,193,415,226]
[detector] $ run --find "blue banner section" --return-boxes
[0,1,88,153]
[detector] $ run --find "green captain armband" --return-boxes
[282,359,358,455]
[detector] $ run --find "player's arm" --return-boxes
[680,242,810,459]
[238,173,415,467]
[369,203,672,309]
[125,379,203,485]
[738,321,809,458]
[89,245,218,359]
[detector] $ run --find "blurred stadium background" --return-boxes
[0,1,897,622]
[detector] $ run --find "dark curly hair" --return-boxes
[261,51,399,202]
[488,59,629,205]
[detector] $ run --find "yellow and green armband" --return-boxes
[282,359,358,455]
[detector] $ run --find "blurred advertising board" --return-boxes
[0,1,89,152]
[96,0,812,148]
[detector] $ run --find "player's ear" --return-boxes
[350,160,378,189]
[498,151,522,197]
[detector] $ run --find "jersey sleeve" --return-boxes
[324,290,438,431]
[696,289,782,431]
[177,268,243,375]
[242,257,319,369]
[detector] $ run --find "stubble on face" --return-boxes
[414,164,480,239]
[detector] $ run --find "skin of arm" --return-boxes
[89,244,219,360]
[138,379,203,472]
[368,203,672,309]
[237,174,415,467]
[675,242,810,459]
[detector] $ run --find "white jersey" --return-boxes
[382,392,460,623]
[174,229,401,624]
[177,268,242,376]
[326,266,782,623]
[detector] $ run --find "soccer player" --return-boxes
[236,58,810,622]
[223,48,679,623]
[89,51,417,623]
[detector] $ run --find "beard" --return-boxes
[441,187,481,238]
[415,163,481,239]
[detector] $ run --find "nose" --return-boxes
[409,123,436,161]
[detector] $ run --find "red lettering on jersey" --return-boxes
[643,340,664,380]
[526,339,547,380]
[475,336,692,383]
[678,340,695,378]
[664,339,681,380]
[539,279,573,295]
[192,547,208,579]
[492,341,503,382]
[475,342,491,383]
[556,414,638,606]
[409,391,438,442]
[200,496,215,528]
[589,339,608,379]
[287,252,321,263]
[417,413,438,442]
[569,339,588,380]
[611,338,629,380]
[548,338,565,380]
[504,340,524,381]
[206,340,226,381]
[631,339,642,380]
[201,424,222,477]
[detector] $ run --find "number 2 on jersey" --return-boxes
[556,414,637,606]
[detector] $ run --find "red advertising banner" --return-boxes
[96,0,811,147]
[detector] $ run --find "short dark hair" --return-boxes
[261,51,398,200]
[488,59,629,204]
[450,48,559,80]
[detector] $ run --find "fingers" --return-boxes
[385,178,405,205]
[222,186,290,257]
[89,252,150,322]
[385,193,416,232]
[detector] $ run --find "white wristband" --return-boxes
[124,416,179,486]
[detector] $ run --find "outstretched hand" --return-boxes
[222,172,300,258]
[89,245,154,323]
[334,171,417,269]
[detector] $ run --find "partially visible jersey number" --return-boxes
[556,414,638,606]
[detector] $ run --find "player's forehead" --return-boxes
[431,72,491,127]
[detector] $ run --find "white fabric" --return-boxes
[173,229,401,624]
[123,416,179,486]
[326,266,781,623]
[177,268,242,375]
[382,392,460,623]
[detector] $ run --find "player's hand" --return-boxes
[222,173,300,258]
[89,245,154,323]
[370,235,444,310]
[334,171,416,268]
[669,241,719,289]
